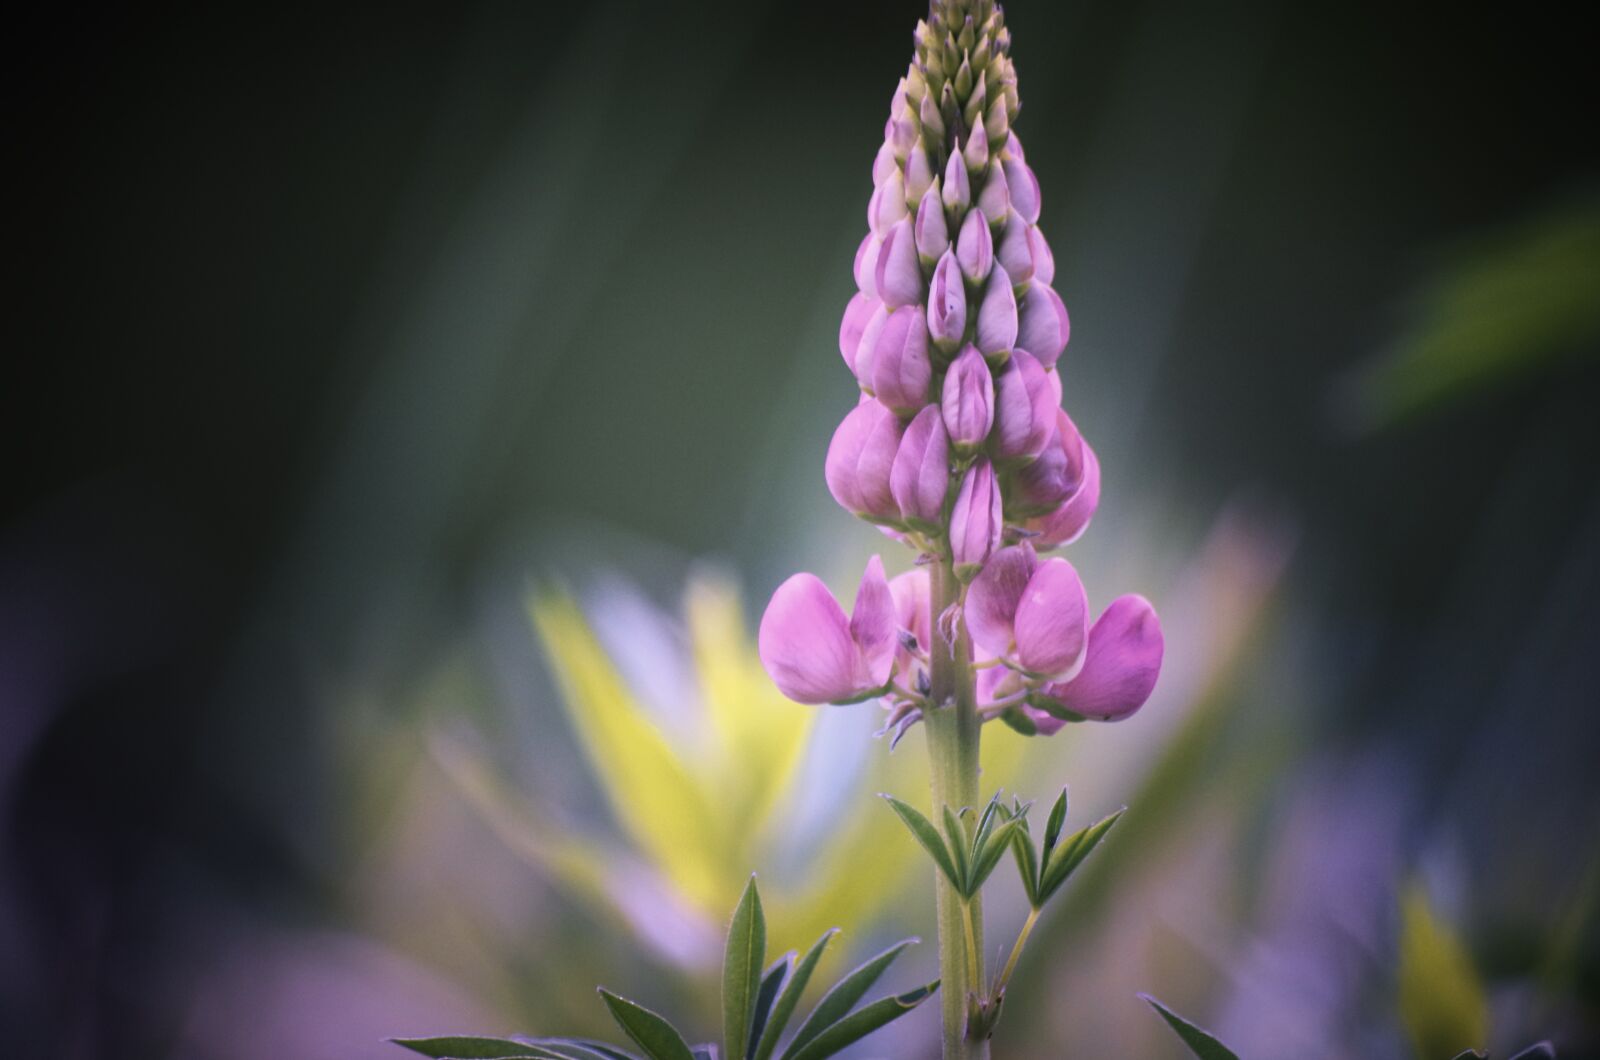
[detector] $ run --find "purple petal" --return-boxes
[758,573,862,704]
[965,542,1039,657]
[942,142,972,212]
[1028,226,1056,288]
[950,458,1003,577]
[849,554,896,686]
[825,399,903,520]
[890,567,931,669]
[875,217,924,308]
[869,169,909,235]
[914,182,950,263]
[1046,594,1163,721]
[1017,283,1070,368]
[926,250,967,352]
[991,350,1057,461]
[869,305,932,414]
[956,207,993,285]
[1003,157,1041,224]
[977,161,1010,225]
[1013,557,1089,678]
[976,268,1018,357]
[872,139,898,186]
[854,233,882,299]
[851,302,890,390]
[890,405,951,529]
[1009,408,1086,517]
[905,139,935,205]
[1029,440,1100,547]
[964,113,990,172]
[941,344,995,450]
[996,211,1035,286]
[839,292,878,372]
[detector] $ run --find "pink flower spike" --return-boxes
[1029,440,1100,548]
[950,458,1003,579]
[1035,595,1163,721]
[1017,283,1070,368]
[869,305,933,415]
[758,557,899,705]
[941,344,995,452]
[1013,557,1089,679]
[965,542,1039,658]
[839,292,878,372]
[890,405,951,531]
[875,217,924,308]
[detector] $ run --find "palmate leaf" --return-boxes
[1038,809,1124,904]
[392,1038,568,1059]
[780,938,918,1060]
[722,876,766,1060]
[1139,995,1240,1060]
[599,990,696,1060]
[782,981,939,1060]
[941,806,973,891]
[752,930,836,1060]
[1009,821,1041,908]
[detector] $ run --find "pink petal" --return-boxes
[1029,441,1100,547]
[869,305,933,414]
[1003,157,1041,225]
[849,554,896,687]
[1013,558,1089,679]
[1016,283,1069,368]
[839,292,878,372]
[875,217,924,308]
[996,211,1035,286]
[964,542,1039,657]
[758,573,862,704]
[1049,594,1163,721]
[976,268,1018,357]
[890,405,951,529]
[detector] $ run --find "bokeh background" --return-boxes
[4,1,1598,1057]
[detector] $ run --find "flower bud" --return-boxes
[927,250,967,353]
[996,209,1034,286]
[977,160,1010,225]
[962,70,988,128]
[891,405,951,531]
[964,113,990,174]
[1004,131,1026,162]
[975,266,1018,358]
[758,556,896,705]
[985,92,1010,148]
[851,301,890,385]
[839,291,878,372]
[1008,407,1085,516]
[905,137,935,206]
[874,217,924,308]
[941,344,994,452]
[918,90,945,144]
[956,207,993,285]
[869,168,909,234]
[854,232,881,299]
[991,350,1057,461]
[1002,156,1040,224]
[825,398,904,522]
[1016,282,1070,367]
[950,457,1002,579]
[868,305,933,415]
[966,542,1038,656]
[1012,557,1089,678]
[887,113,917,159]
[1028,225,1055,287]
[1029,594,1163,721]
[953,53,974,97]
[873,140,898,186]
[1027,440,1100,547]
[942,140,972,213]
[914,182,949,266]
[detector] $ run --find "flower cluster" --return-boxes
[760,0,1161,737]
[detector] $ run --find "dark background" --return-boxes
[4,1,1597,1057]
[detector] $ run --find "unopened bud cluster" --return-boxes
[761,0,1161,736]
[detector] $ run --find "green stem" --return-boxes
[994,906,1041,997]
[925,559,990,1060]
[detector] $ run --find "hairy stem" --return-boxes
[925,558,990,1059]
[995,906,1041,998]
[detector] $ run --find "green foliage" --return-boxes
[1398,881,1490,1060]
[392,879,933,1060]
[881,792,1022,900]
[1138,995,1240,1060]
[1009,789,1124,910]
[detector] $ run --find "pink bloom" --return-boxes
[866,305,932,415]
[967,549,1088,679]
[926,250,966,353]
[839,292,878,373]
[825,398,904,523]
[890,566,931,673]
[941,345,995,452]
[991,350,1057,462]
[1026,595,1162,723]
[759,556,898,705]
[875,217,924,308]
[1027,440,1100,548]
[1009,408,1086,517]
[854,233,881,299]
[976,267,1018,358]
[1028,226,1055,287]
[977,161,1010,225]
[914,182,949,265]
[950,458,1003,578]
[868,168,908,235]
[996,209,1035,286]
[1016,283,1070,368]
[942,142,972,213]
[1003,157,1041,224]
[956,207,993,285]
[890,405,951,531]
[965,542,1039,657]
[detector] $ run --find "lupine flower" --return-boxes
[1023,594,1163,724]
[866,305,933,414]
[1016,283,1070,367]
[996,208,1034,286]
[825,398,903,523]
[942,146,971,214]
[966,546,1089,679]
[942,345,994,452]
[976,267,1018,358]
[1003,156,1040,224]
[977,161,1010,225]
[876,217,924,308]
[990,349,1056,461]
[1007,407,1086,517]
[950,458,1003,578]
[965,542,1039,656]
[890,566,931,674]
[891,405,951,531]
[927,251,966,353]
[759,556,897,705]
[956,206,993,285]
[914,182,949,265]
[839,291,877,373]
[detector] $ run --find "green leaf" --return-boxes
[599,990,697,1060]
[998,705,1038,736]
[746,953,792,1060]
[723,876,767,1060]
[391,1038,564,1059]
[780,938,918,1060]
[968,816,1019,896]
[1398,881,1489,1060]
[1009,824,1041,908]
[782,981,938,1060]
[941,805,973,893]
[1139,995,1240,1060]
[521,1041,640,1060]
[1039,809,1123,904]
[880,794,960,890]
[1042,788,1067,863]
[753,929,836,1060]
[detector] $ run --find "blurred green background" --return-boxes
[3,1,1597,1057]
